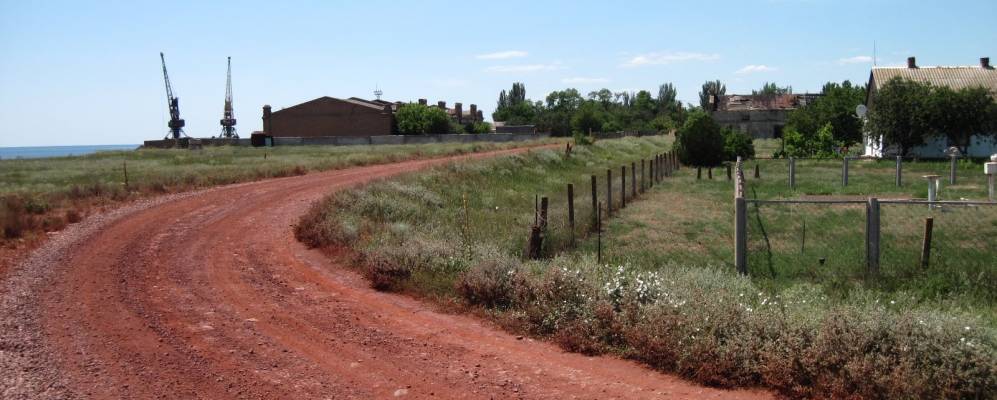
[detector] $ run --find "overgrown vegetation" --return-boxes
[297,136,995,398]
[0,140,555,245]
[491,82,689,136]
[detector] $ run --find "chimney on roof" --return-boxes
[418,98,427,105]
[438,100,446,109]
[262,105,272,134]
[454,102,463,124]
[982,57,991,69]
[469,104,478,123]
[907,57,917,68]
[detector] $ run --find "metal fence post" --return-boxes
[895,156,902,187]
[842,157,849,186]
[866,197,880,275]
[789,157,796,189]
[950,155,958,185]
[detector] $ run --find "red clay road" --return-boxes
[1,146,771,399]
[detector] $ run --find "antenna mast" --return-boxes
[374,85,383,100]
[220,56,238,138]
[161,52,186,139]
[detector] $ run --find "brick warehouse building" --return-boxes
[260,97,483,137]
[262,97,394,137]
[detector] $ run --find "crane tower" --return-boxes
[219,56,238,138]
[160,52,185,139]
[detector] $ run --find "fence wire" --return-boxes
[746,201,868,279]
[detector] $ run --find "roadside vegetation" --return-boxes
[0,140,556,248]
[297,136,996,398]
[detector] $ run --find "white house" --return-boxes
[863,56,997,158]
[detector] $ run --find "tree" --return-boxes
[722,127,755,161]
[657,83,679,114]
[396,103,450,134]
[786,80,866,147]
[493,82,531,122]
[632,90,657,123]
[571,101,605,134]
[782,123,837,158]
[867,78,934,156]
[927,85,995,151]
[699,80,726,111]
[752,82,792,96]
[675,111,725,167]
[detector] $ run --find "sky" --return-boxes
[0,0,995,147]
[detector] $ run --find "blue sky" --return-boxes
[1,0,994,146]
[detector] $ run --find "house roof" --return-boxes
[870,66,997,94]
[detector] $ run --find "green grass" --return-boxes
[297,136,996,398]
[0,139,560,243]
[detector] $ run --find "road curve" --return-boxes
[1,146,771,399]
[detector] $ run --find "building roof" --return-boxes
[274,96,389,114]
[870,66,997,94]
[717,94,804,111]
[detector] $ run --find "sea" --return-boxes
[0,144,139,160]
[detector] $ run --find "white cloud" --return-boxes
[561,77,610,84]
[475,50,528,60]
[735,64,777,74]
[484,64,560,73]
[621,51,720,67]
[838,55,873,65]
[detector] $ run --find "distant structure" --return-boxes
[709,93,819,139]
[864,56,997,158]
[219,57,238,138]
[160,52,185,139]
[260,96,484,137]
[374,86,383,100]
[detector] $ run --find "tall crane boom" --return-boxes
[219,56,238,138]
[160,52,185,139]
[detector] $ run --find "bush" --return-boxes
[363,254,412,291]
[782,122,838,158]
[456,258,521,308]
[396,103,450,134]
[722,127,755,161]
[675,111,725,167]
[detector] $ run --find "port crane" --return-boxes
[160,52,185,139]
[219,56,238,138]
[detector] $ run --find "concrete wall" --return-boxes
[712,110,789,139]
[145,133,551,149]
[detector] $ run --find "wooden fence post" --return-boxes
[754,164,760,179]
[842,157,849,186]
[708,167,713,180]
[640,159,645,192]
[866,197,880,275]
[726,164,732,181]
[631,162,637,198]
[122,160,129,189]
[590,175,598,230]
[621,165,627,209]
[697,167,702,180]
[567,183,575,243]
[606,169,613,217]
[895,156,902,187]
[920,217,933,269]
[735,196,747,276]
[597,202,603,263]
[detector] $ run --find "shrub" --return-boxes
[456,258,521,309]
[675,111,725,167]
[396,103,450,134]
[782,122,838,158]
[721,127,755,161]
[363,254,412,291]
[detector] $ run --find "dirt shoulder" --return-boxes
[1,146,770,399]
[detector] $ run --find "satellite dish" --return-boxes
[855,104,868,118]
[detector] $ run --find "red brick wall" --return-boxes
[268,98,393,137]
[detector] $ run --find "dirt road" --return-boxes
[1,146,771,399]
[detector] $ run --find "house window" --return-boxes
[773,125,784,139]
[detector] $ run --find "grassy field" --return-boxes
[0,139,560,245]
[297,136,995,398]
